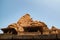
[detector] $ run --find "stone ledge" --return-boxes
[0,33,60,40]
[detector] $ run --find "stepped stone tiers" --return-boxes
[1,14,60,35]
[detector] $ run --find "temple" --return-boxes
[1,14,60,35]
[1,14,60,40]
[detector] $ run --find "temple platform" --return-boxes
[0,32,60,40]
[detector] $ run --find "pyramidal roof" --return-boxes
[17,14,47,27]
[51,26,58,30]
[17,14,33,26]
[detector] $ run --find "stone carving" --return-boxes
[17,14,33,27]
[8,23,24,32]
[50,26,59,34]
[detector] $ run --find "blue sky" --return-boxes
[0,0,60,33]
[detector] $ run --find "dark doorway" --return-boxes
[23,26,43,34]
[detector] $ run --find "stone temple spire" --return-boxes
[17,13,33,27]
